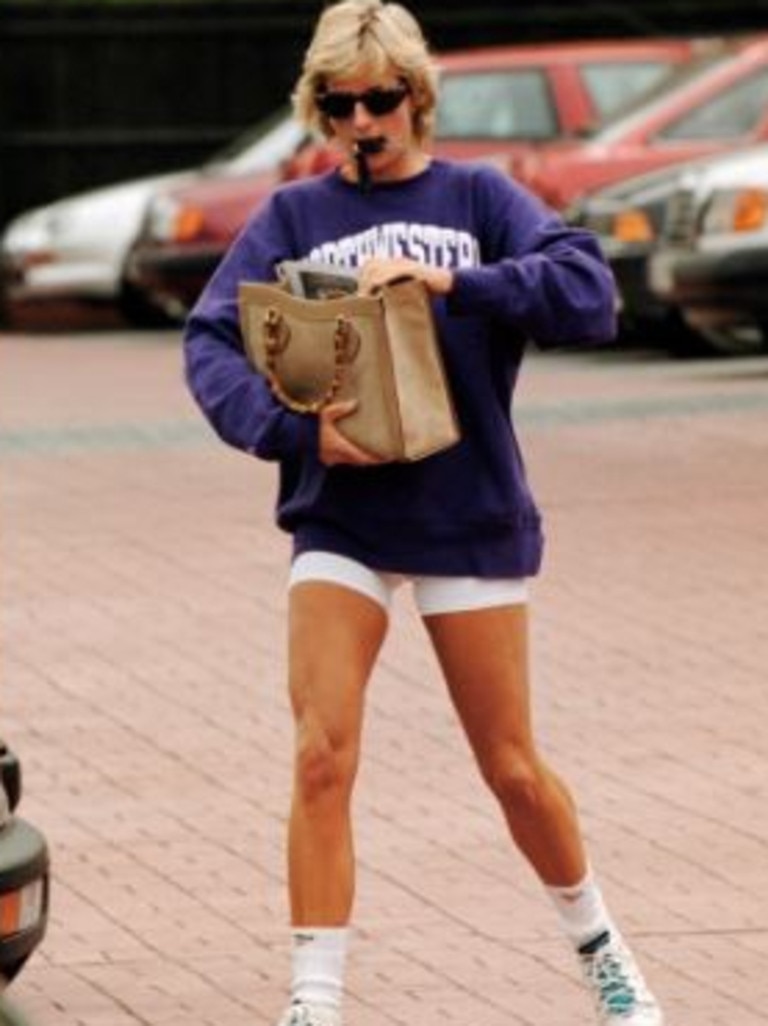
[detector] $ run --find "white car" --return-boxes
[1,169,192,324]
[648,142,768,354]
[0,110,305,325]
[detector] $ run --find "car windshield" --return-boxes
[581,60,687,121]
[591,51,734,143]
[205,108,307,174]
[435,69,559,140]
[656,64,768,140]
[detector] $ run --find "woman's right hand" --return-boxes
[318,400,385,467]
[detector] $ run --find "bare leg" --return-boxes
[287,581,388,924]
[424,603,587,886]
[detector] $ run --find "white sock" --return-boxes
[546,869,614,951]
[291,927,349,1009]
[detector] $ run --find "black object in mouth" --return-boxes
[355,137,386,155]
[353,138,386,192]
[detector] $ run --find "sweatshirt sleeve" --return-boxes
[183,196,319,461]
[447,168,617,348]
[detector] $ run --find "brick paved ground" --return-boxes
[1,328,767,1026]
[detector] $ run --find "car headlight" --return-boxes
[0,878,45,938]
[701,187,768,235]
[145,197,205,244]
[2,216,53,256]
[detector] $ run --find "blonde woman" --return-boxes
[184,2,664,1024]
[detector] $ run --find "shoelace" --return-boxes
[585,947,639,1017]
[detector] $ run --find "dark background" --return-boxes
[3,0,768,229]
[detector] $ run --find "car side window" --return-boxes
[655,67,768,141]
[581,61,679,120]
[435,70,558,140]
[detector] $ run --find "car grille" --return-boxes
[662,187,698,246]
[583,210,615,235]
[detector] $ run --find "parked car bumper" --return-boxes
[659,245,768,308]
[603,243,674,324]
[650,244,768,352]
[2,251,123,304]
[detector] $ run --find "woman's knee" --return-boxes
[481,747,548,815]
[293,722,358,806]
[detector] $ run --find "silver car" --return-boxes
[0,110,304,326]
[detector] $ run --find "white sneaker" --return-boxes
[579,930,664,1025]
[276,1002,341,1026]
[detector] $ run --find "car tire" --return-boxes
[675,324,768,358]
[664,327,721,359]
[118,282,176,328]
[702,323,768,357]
[637,309,722,359]
[620,310,714,358]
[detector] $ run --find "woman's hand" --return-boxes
[357,257,453,296]
[318,400,385,467]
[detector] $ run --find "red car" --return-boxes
[522,34,768,209]
[123,124,332,319]
[126,37,701,319]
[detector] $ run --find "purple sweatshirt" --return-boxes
[184,159,616,577]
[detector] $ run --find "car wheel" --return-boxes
[118,282,176,328]
[664,326,722,359]
[713,322,768,356]
[622,310,715,358]
[691,324,768,357]
[674,309,768,357]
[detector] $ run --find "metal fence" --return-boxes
[2,0,768,229]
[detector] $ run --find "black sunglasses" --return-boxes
[315,84,409,120]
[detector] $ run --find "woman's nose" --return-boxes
[351,101,374,127]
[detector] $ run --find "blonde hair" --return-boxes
[292,0,438,143]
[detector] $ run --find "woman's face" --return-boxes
[319,67,427,183]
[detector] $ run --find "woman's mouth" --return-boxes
[354,137,387,155]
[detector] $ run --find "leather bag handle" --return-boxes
[262,306,360,414]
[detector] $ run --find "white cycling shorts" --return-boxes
[289,550,528,616]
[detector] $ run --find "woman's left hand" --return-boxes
[357,257,453,296]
